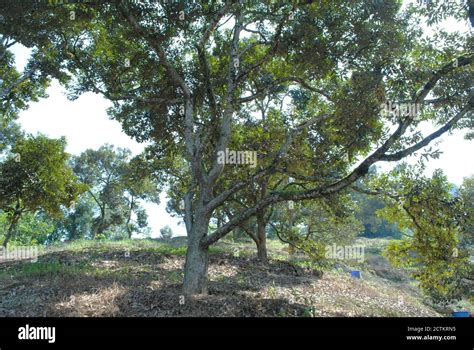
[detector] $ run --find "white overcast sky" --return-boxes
[11,4,474,238]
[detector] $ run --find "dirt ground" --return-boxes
[0,244,442,317]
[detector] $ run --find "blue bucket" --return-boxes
[351,270,361,279]
[452,311,470,318]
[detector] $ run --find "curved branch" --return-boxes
[380,99,473,161]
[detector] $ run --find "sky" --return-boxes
[10,4,474,238]
[13,45,187,237]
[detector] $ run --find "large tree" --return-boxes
[0,134,86,247]
[51,193,96,241]
[1,0,472,294]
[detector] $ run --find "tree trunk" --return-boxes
[92,205,106,239]
[183,212,211,295]
[256,239,267,261]
[126,213,132,239]
[288,209,296,256]
[233,226,242,242]
[288,244,295,256]
[69,213,77,241]
[256,212,267,262]
[126,197,134,239]
[2,212,21,248]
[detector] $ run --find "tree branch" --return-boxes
[380,99,473,161]
[201,54,474,246]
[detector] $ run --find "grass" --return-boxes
[48,238,164,252]
[0,239,233,281]
[0,260,91,279]
[49,238,248,256]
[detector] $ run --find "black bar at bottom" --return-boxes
[0,317,472,348]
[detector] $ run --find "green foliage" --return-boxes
[0,134,87,246]
[0,37,51,123]
[71,145,161,238]
[0,120,23,159]
[0,135,86,216]
[270,197,363,266]
[0,0,472,296]
[459,175,474,246]
[353,191,402,238]
[51,193,96,241]
[160,225,173,239]
[352,169,403,238]
[0,211,55,246]
[377,167,471,304]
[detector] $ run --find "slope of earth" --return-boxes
[0,239,442,317]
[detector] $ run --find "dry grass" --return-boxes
[0,239,443,317]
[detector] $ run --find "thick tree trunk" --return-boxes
[256,212,267,261]
[183,212,211,295]
[2,212,20,248]
[233,226,242,242]
[256,239,267,261]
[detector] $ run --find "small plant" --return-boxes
[302,307,315,317]
[267,285,277,299]
[168,271,184,284]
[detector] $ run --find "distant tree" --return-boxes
[72,145,130,238]
[352,190,402,238]
[51,194,96,241]
[72,145,160,239]
[0,120,23,160]
[160,225,173,240]
[0,135,86,247]
[270,195,363,262]
[212,110,293,262]
[121,155,161,238]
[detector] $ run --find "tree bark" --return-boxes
[183,211,211,295]
[232,227,239,242]
[92,204,106,239]
[126,197,134,239]
[2,211,21,248]
[70,215,78,241]
[256,211,267,262]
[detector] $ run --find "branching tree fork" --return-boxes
[0,0,472,294]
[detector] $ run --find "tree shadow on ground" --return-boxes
[0,248,322,317]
